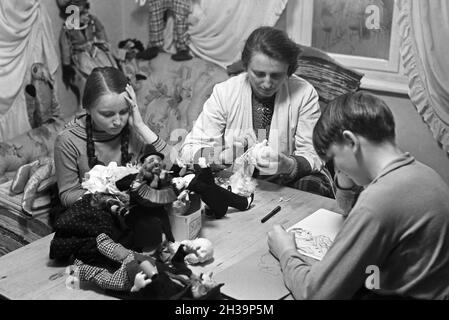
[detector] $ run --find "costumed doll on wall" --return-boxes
[57,0,118,108]
[24,63,61,129]
[117,39,148,91]
[135,0,193,61]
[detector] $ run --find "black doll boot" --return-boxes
[188,178,253,219]
[171,49,192,61]
[136,46,160,60]
[221,189,254,211]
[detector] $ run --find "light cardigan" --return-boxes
[180,73,324,173]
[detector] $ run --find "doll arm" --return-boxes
[131,271,153,292]
[130,260,159,292]
[90,15,109,43]
[59,27,72,66]
[77,258,133,291]
[96,233,133,263]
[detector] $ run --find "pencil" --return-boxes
[261,205,282,223]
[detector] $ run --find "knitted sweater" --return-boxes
[54,114,168,207]
[279,153,449,300]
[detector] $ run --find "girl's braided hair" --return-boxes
[83,67,132,168]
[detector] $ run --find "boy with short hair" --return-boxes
[268,91,449,300]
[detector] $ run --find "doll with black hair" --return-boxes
[117,39,148,90]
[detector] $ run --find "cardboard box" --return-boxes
[169,193,202,241]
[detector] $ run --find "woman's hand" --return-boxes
[124,84,145,131]
[252,140,294,175]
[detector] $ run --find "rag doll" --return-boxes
[86,148,177,217]
[180,238,213,265]
[65,215,222,300]
[24,63,61,128]
[58,0,118,106]
[172,158,254,219]
[134,0,193,61]
[9,157,56,217]
[86,150,177,241]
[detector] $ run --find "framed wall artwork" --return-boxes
[287,0,409,94]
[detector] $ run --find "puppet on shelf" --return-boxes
[65,217,222,300]
[135,0,193,61]
[172,157,254,219]
[57,0,118,107]
[117,39,148,91]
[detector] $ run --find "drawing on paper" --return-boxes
[290,227,333,260]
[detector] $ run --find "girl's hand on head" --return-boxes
[124,84,144,129]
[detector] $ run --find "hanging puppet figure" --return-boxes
[57,0,118,108]
[135,0,193,61]
[24,63,61,128]
[117,39,148,91]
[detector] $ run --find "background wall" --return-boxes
[42,0,449,186]
[378,93,449,184]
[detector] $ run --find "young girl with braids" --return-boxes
[54,66,169,208]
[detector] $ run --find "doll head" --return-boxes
[181,238,214,265]
[90,192,130,216]
[141,154,164,176]
[57,0,90,18]
[172,177,189,191]
[190,272,220,299]
[118,39,145,60]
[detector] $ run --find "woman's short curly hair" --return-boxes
[241,26,302,76]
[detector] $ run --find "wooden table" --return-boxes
[0,180,341,300]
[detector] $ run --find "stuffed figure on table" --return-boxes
[135,0,193,61]
[65,217,223,300]
[87,147,178,243]
[128,149,177,207]
[171,158,254,219]
[57,0,118,106]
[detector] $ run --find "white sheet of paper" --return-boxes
[287,208,345,261]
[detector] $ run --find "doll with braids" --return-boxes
[54,66,170,208]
